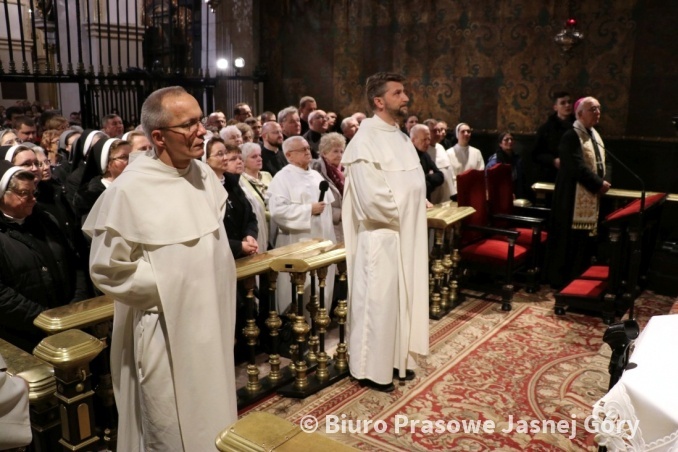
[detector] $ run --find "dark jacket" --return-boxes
[0,207,91,352]
[223,173,259,258]
[416,149,444,200]
[486,149,527,199]
[532,112,575,183]
[261,146,288,176]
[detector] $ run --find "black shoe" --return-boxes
[393,369,416,381]
[358,378,395,393]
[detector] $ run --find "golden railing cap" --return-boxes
[0,338,56,402]
[427,203,476,229]
[33,295,114,334]
[236,239,334,279]
[215,412,357,451]
[33,330,105,369]
[270,243,345,273]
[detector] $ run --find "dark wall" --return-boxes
[260,0,678,139]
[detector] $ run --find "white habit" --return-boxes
[428,143,455,202]
[83,152,237,452]
[266,164,336,314]
[0,353,32,449]
[342,115,429,385]
[446,143,485,194]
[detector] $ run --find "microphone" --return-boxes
[573,126,646,213]
[318,180,329,202]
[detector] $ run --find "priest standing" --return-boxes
[266,136,336,315]
[83,86,237,451]
[342,72,429,393]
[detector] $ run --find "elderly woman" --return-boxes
[310,132,346,242]
[240,142,271,251]
[220,125,243,147]
[204,137,258,258]
[546,97,611,289]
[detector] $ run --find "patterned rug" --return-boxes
[241,289,675,451]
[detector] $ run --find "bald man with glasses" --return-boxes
[84,86,238,451]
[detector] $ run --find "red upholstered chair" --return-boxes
[554,192,667,324]
[486,164,548,284]
[456,169,531,311]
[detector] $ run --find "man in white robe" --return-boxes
[342,72,429,392]
[83,87,237,451]
[0,353,32,449]
[267,136,336,315]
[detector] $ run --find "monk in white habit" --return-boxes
[266,136,336,315]
[342,72,429,393]
[83,87,237,451]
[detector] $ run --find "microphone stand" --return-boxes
[574,126,646,214]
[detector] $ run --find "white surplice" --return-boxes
[83,151,237,452]
[342,115,429,384]
[446,143,485,194]
[266,164,336,314]
[428,143,455,202]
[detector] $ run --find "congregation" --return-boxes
[0,79,611,449]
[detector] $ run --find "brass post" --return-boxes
[333,262,348,371]
[242,277,261,392]
[33,330,105,451]
[292,272,310,391]
[265,270,283,380]
[314,266,330,381]
[430,259,444,318]
[305,270,319,363]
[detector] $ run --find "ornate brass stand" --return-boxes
[427,202,476,319]
[34,330,105,451]
[234,240,334,409]
[274,244,350,398]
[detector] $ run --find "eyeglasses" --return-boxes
[157,117,205,135]
[502,137,514,142]
[8,188,39,199]
[17,160,39,169]
[111,155,130,162]
[289,146,311,153]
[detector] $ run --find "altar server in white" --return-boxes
[83,87,237,451]
[267,136,336,314]
[342,72,429,392]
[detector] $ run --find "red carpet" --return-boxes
[244,290,675,451]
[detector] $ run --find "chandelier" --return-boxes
[554,18,584,55]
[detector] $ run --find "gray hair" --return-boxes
[241,142,261,161]
[308,110,326,123]
[318,132,346,156]
[282,135,306,154]
[410,124,429,138]
[219,125,241,141]
[340,117,358,132]
[7,170,36,192]
[140,86,188,141]
[277,106,299,125]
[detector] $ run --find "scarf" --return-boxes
[572,120,606,234]
[242,171,269,201]
[323,156,345,195]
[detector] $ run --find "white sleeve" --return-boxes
[346,161,399,227]
[0,354,32,449]
[88,230,161,311]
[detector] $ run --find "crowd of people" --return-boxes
[0,79,611,449]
